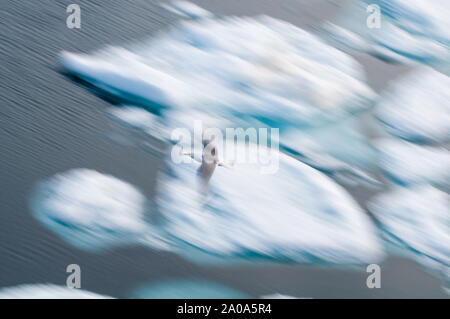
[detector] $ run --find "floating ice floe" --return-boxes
[30,156,383,266]
[153,142,384,265]
[130,279,305,299]
[323,0,450,67]
[59,5,375,129]
[129,280,249,299]
[374,138,450,190]
[60,2,377,185]
[368,186,449,292]
[374,68,450,144]
[160,0,214,19]
[107,106,163,133]
[109,107,381,188]
[0,284,113,299]
[30,169,150,251]
[322,21,370,53]
[281,116,380,187]
[106,105,171,150]
[261,293,306,299]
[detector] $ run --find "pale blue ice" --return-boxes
[153,142,383,265]
[0,284,113,299]
[31,145,383,265]
[30,169,150,251]
[368,186,449,293]
[59,3,379,185]
[374,68,450,144]
[130,280,249,299]
[324,0,450,68]
[374,138,450,190]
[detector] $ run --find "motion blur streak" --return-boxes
[0,0,448,298]
[325,0,450,69]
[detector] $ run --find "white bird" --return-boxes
[183,135,234,196]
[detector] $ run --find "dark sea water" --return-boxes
[0,0,447,298]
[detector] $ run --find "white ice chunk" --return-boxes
[29,153,383,266]
[60,12,375,129]
[130,280,249,299]
[160,0,214,19]
[282,117,379,187]
[107,105,171,142]
[322,22,370,52]
[375,68,450,143]
[0,284,113,299]
[374,138,450,190]
[324,0,450,66]
[261,293,307,299]
[30,169,149,251]
[154,142,384,265]
[59,50,183,110]
[368,186,449,288]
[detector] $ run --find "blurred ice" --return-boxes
[374,138,450,190]
[374,68,450,144]
[107,105,171,147]
[0,284,113,299]
[322,21,370,53]
[107,106,162,133]
[59,12,375,127]
[130,279,306,299]
[129,279,249,299]
[30,169,150,251]
[154,142,383,265]
[281,116,380,187]
[59,3,377,185]
[160,0,214,19]
[261,293,304,299]
[369,64,450,293]
[324,0,450,67]
[30,156,383,265]
[368,186,449,291]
